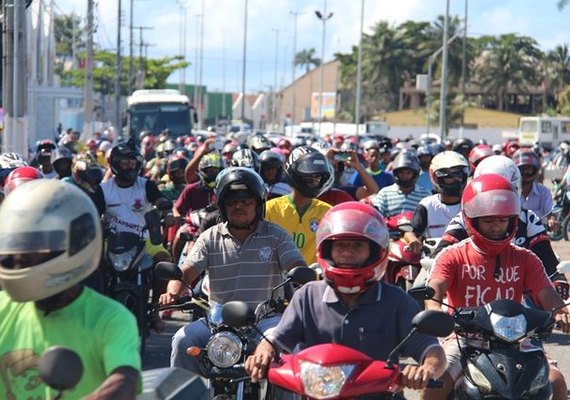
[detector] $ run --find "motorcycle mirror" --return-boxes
[145,210,163,245]
[412,310,454,337]
[38,346,83,392]
[287,267,317,285]
[155,262,183,281]
[399,223,413,233]
[407,286,436,301]
[155,197,173,211]
[222,301,256,328]
[557,261,570,275]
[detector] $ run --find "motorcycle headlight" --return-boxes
[206,331,242,368]
[108,247,137,272]
[299,361,356,399]
[466,363,492,394]
[489,312,527,342]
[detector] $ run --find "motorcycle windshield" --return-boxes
[208,303,224,328]
[107,231,143,253]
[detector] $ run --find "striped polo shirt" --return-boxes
[371,183,431,236]
[184,220,305,309]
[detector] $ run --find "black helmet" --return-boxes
[167,154,189,174]
[284,146,334,198]
[231,149,260,172]
[259,150,284,182]
[452,138,474,158]
[51,147,73,177]
[72,153,104,193]
[392,152,420,188]
[36,139,56,156]
[215,167,267,222]
[110,140,143,184]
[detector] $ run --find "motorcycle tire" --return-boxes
[114,291,148,355]
[563,213,570,241]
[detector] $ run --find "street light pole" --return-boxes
[315,0,333,136]
[438,0,451,140]
[240,0,249,124]
[290,10,301,128]
[272,28,280,130]
[355,0,364,136]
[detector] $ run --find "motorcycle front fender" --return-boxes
[457,348,551,399]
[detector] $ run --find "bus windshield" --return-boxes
[129,103,191,138]
[520,120,538,133]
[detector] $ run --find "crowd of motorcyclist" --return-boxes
[1,125,570,399]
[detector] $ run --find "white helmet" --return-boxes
[0,180,102,302]
[474,155,521,192]
[0,152,27,169]
[429,151,469,196]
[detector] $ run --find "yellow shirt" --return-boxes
[265,195,331,264]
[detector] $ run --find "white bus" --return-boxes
[126,89,194,140]
[518,116,570,149]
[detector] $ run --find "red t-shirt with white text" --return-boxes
[430,239,552,308]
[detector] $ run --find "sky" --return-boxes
[53,0,570,94]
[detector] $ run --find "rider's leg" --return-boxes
[171,319,211,375]
[421,335,461,400]
[549,360,567,400]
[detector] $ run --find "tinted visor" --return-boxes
[0,231,66,269]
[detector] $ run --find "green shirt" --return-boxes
[0,288,141,399]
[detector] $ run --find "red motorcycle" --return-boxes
[266,310,453,399]
[385,212,421,291]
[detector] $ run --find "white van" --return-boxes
[518,116,570,149]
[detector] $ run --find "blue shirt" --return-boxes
[349,168,394,190]
[417,170,433,193]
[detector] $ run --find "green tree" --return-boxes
[545,44,570,109]
[59,50,188,96]
[294,48,321,73]
[54,13,84,75]
[474,34,543,111]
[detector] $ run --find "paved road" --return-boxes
[142,240,570,398]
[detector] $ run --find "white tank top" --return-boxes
[419,194,461,238]
[101,176,152,236]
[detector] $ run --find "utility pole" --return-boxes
[196,0,205,129]
[193,14,200,115]
[178,2,188,94]
[221,28,228,123]
[460,0,469,132]
[115,0,123,136]
[439,0,451,139]
[290,10,302,127]
[83,0,95,138]
[134,26,153,89]
[129,0,134,94]
[355,0,364,135]
[2,0,28,155]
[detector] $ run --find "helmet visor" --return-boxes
[0,231,66,269]
[463,189,520,219]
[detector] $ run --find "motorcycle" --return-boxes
[103,198,172,354]
[385,212,423,291]
[37,346,210,400]
[226,309,453,399]
[409,285,570,399]
[549,180,570,241]
[155,262,317,400]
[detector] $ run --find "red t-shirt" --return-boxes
[174,181,214,217]
[430,239,552,309]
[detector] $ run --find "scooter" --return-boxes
[385,212,422,291]
[225,309,453,399]
[409,277,570,400]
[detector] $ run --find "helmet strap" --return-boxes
[36,285,83,316]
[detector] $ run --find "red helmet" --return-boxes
[468,144,494,173]
[503,140,520,158]
[317,202,389,294]
[462,174,520,255]
[4,166,44,195]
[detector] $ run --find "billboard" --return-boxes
[310,92,336,119]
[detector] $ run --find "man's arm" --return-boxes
[159,261,201,305]
[184,138,215,183]
[347,150,380,199]
[400,345,447,390]
[537,286,570,333]
[425,277,448,311]
[84,367,138,400]
[405,205,429,254]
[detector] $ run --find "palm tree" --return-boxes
[545,44,570,103]
[294,48,321,73]
[475,34,542,111]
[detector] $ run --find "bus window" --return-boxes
[562,121,570,134]
[520,120,538,132]
[541,121,552,133]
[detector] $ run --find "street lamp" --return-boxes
[290,10,302,128]
[439,0,451,140]
[315,0,333,136]
[272,28,280,130]
[240,0,249,125]
[355,0,364,136]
